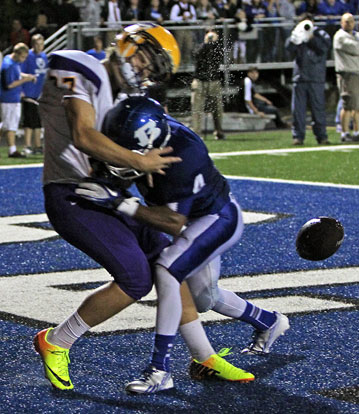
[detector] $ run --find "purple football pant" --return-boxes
[44,183,170,300]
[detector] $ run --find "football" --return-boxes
[296,217,344,261]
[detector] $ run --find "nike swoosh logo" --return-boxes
[44,362,72,387]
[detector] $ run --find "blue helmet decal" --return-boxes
[101,96,170,179]
[102,96,170,152]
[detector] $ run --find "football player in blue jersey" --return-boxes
[75,96,290,394]
[34,23,253,392]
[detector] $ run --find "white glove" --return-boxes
[292,20,313,44]
[290,31,302,45]
[75,181,140,217]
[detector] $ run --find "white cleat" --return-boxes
[125,366,174,394]
[241,312,290,355]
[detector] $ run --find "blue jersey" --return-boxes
[86,49,106,61]
[21,50,48,99]
[0,55,22,103]
[137,116,230,218]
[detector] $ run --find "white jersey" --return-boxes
[39,50,114,185]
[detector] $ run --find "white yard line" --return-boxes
[224,175,359,189]
[0,163,43,170]
[209,144,359,158]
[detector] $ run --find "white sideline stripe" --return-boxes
[0,145,357,170]
[0,266,357,332]
[0,163,43,170]
[224,175,359,190]
[209,144,359,157]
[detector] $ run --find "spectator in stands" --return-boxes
[191,30,226,140]
[170,0,197,65]
[9,19,30,47]
[86,35,106,60]
[339,0,359,14]
[243,66,288,128]
[104,0,123,45]
[296,0,320,19]
[317,0,346,38]
[333,12,359,142]
[122,0,143,21]
[196,0,218,22]
[80,0,103,50]
[262,0,280,62]
[56,0,80,26]
[276,0,296,61]
[233,6,251,63]
[21,34,48,156]
[195,0,219,42]
[286,14,331,145]
[212,0,228,19]
[144,0,170,23]
[0,43,37,158]
[105,0,122,27]
[244,0,269,63]
[32,12,51,39]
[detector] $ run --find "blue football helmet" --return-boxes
[102,96,171,180]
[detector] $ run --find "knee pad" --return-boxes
[191,287,219,313]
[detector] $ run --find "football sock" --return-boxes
[212,288,247,318]
[155,265,182,335]
[212,288,276,331]
[47,311,90,349]
[180,319,215,362]
[150,333,176,372]
[149,266,182,372]
[354,131,359,137]
[240,301,277,331]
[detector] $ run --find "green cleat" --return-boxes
[33,328,74,390]
[189,348,255,382]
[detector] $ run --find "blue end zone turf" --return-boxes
[0,167,358,413]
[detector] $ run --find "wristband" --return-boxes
[116,197,140,217]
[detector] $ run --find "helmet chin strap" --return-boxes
[121,61,142,89]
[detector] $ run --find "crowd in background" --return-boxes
[1,0,358,62]
[1,1,359,154]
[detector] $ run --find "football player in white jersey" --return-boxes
[34,24,254,392]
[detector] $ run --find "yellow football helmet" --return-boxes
[115,23,181,86]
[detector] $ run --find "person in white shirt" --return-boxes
[170,0,197,64]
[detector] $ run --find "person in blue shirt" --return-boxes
[86,35,106,61]
[76,96,290,393]
[0,42,37,158]
[21,34,48,155]
[317,0,346,38]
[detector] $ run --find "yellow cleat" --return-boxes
[34,328,74,390]
[189,348,255,382]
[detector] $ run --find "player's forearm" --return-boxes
[74,126,142,169]
[134,205,187,237]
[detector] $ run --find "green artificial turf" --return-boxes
[2,127,358,185]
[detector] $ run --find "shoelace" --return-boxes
[50,350,71,377]
[217,347,233,357]
[215,348,249,376]
[139,367,158,382]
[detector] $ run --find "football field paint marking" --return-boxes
[0,267,357,333]
[0,163,43,170]
[0,211,277,244]
[0,214,57,243]
[209,144,359,158]
[224,175,359,190]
